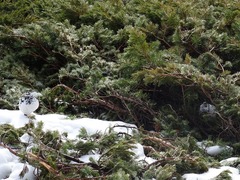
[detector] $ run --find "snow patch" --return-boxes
[183,166,240,180]
[0,109,153,179]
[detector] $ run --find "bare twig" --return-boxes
[27,152,59,175]
[74,98,128,114]
[143,136,176,149]
[143,145,157,154]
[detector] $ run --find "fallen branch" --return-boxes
[74,98,128,114]
[0,143,60,177]
[0,143,19,156]
[143,136,176,149]
[143,145,157,154]
[27,152,59,175]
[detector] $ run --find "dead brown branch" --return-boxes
[143,136,176,149]
[143,145,157,154]
[74,98,128,114]
[28,152,59,175]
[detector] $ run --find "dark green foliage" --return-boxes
[107,169,130,180]
[176,157,208,174]
[0,0,38,26]
[0,124,23,146]
[76,128,139,177]
[215,170,232,180]
[1,0,240,178]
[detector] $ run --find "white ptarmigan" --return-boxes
[18,92,42,115]
[199,102,216,117]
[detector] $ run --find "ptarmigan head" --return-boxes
[19,92,42,115]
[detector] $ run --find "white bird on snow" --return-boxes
[18,92,42,116]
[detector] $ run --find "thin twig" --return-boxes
[143,136,176,149]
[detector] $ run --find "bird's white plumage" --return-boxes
[18,92,41,115]
[199,102,216,114]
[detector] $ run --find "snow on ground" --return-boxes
[183,166,240,180]
[0,148,35,180]
[0,109,240,179]
[182,145,239,179]
[0,109,153,179]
